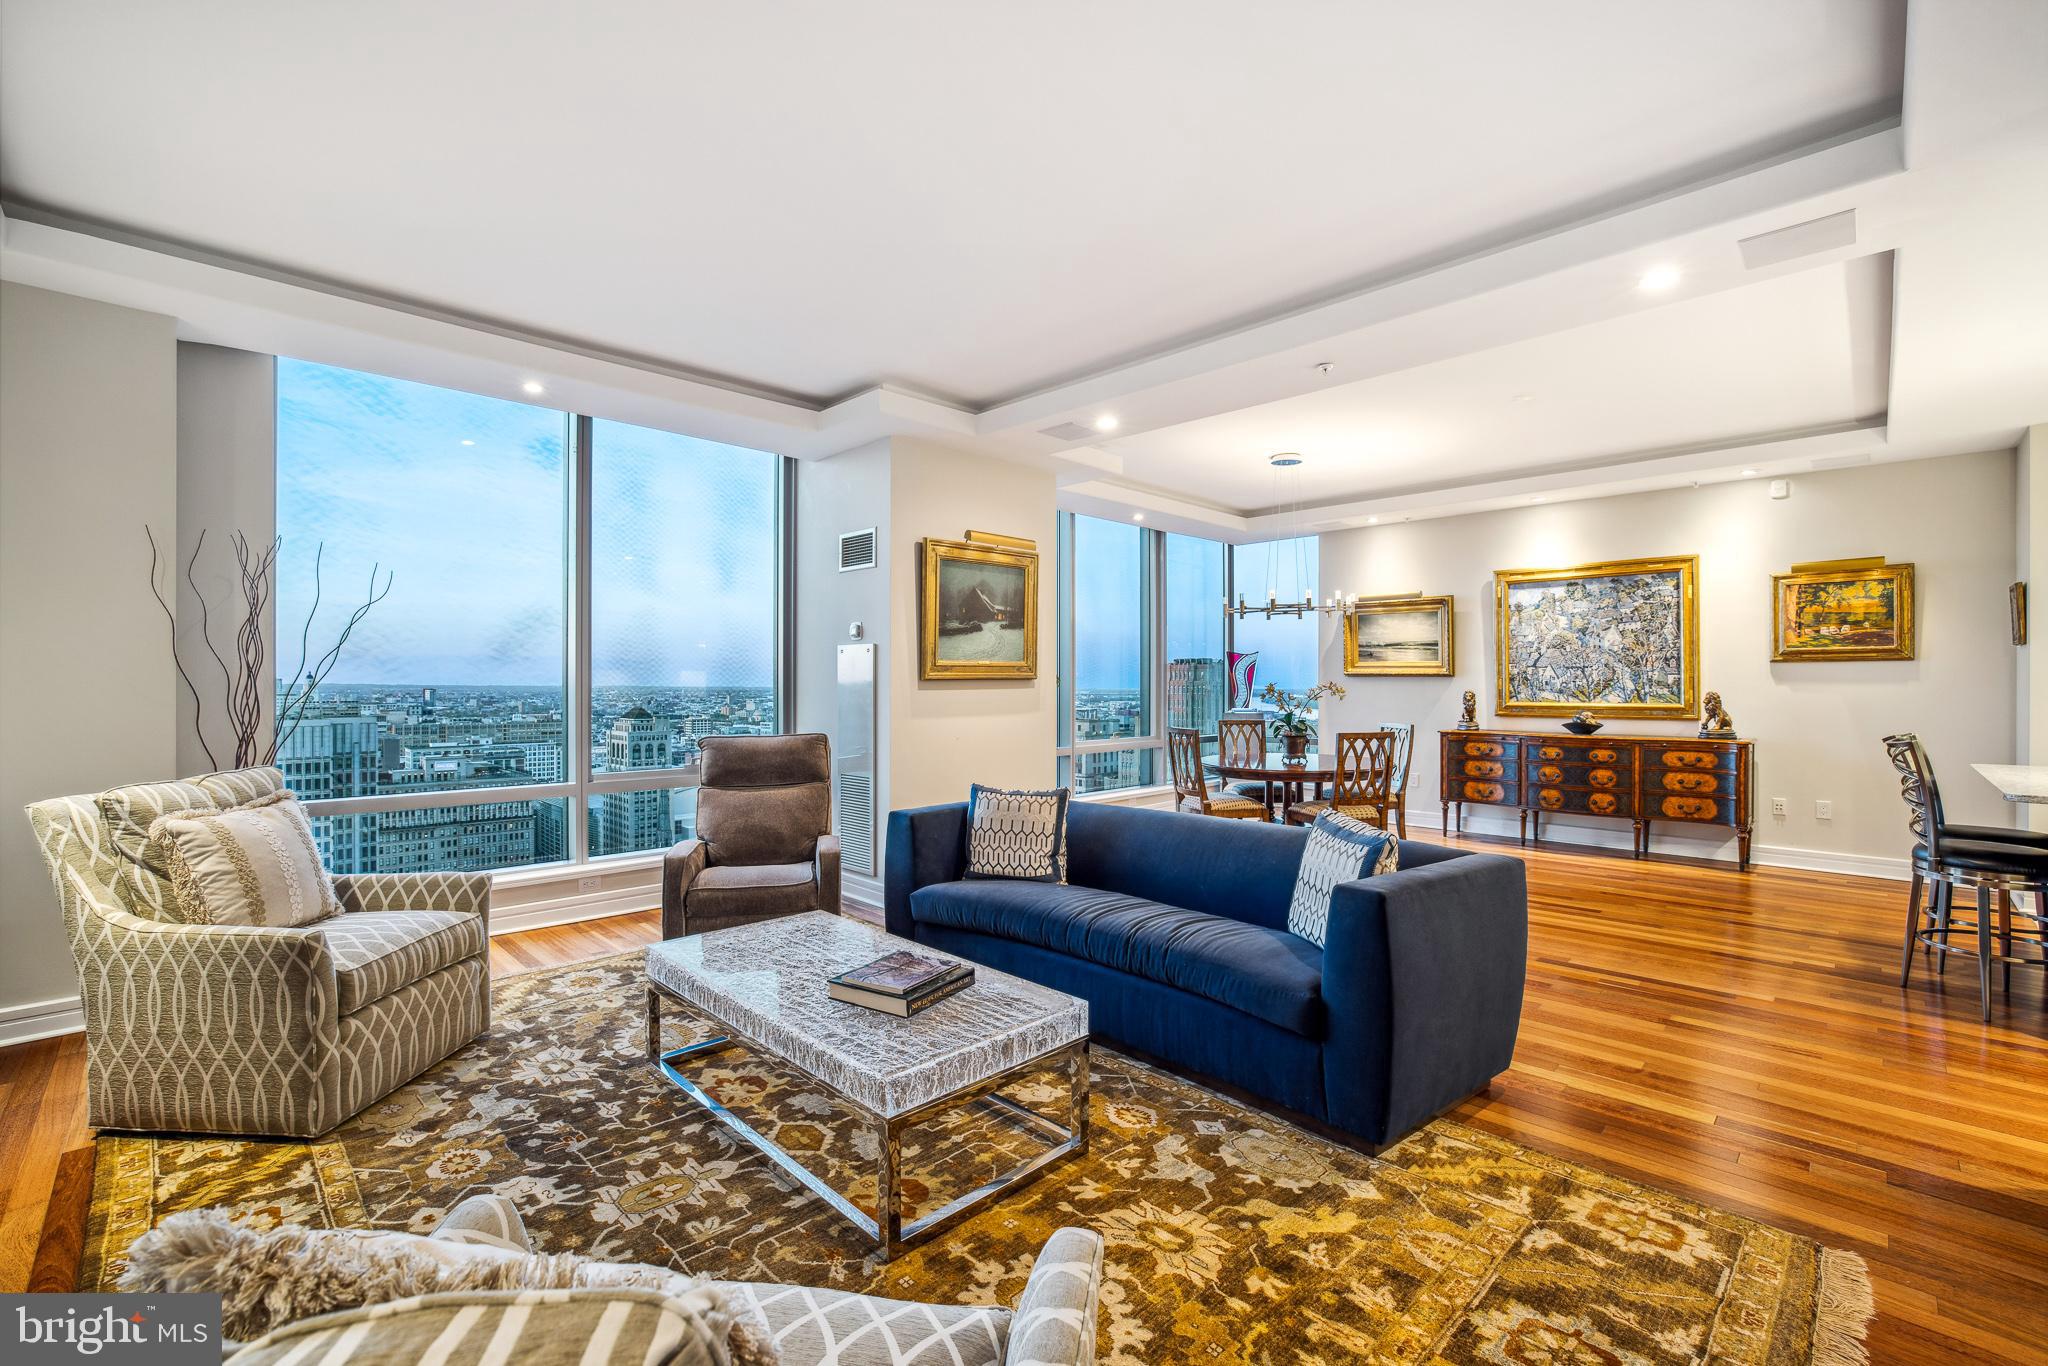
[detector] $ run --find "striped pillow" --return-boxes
[1287,810,1398,946]
[221,1288,728,1366]
[147,790,340,927]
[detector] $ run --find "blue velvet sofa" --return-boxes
[884,800,1528,1148]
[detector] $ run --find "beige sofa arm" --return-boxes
[1004,1227,1104,1366]
[332,871,491,927]
[58,865,337,1053]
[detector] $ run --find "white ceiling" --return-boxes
[1106,254,1893,512]
[0,0,1903,408]
[2,1,2043,536]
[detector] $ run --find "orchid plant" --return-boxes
[1260,680,1347,738]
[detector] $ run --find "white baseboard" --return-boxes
[0,994,85,1047]
[489,885,661,935]
[843,871,883,915]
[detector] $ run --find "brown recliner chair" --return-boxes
[662,732,840,938]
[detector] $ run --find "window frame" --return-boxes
[1053,511,1233,793]
[290,393,791,875]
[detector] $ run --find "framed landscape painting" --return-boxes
[1342,595,1455,675]
[1494,555,1699,718]
[919,536,1039,679]
[1771,562,1914,661]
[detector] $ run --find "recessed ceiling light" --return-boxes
[1131,512,1145,522]
[1530,496,1547,504]
[1510,392,1536,404]
[1637,265,1682,293]
[1365,516,1379,525]
[1740,468,1760,477]
[521,379,546,396]
[1094,414,1119,432]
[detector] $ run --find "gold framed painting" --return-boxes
[1342,595,1455,676]
[1770,562,1915,662]
[919,536,1039,680]
[1494,555,1699,718]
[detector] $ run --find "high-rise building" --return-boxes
[591,707,674,856]
[1167,657,1225,737]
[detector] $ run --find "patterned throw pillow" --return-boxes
[95,777,220,918]
[147,790,340,927]
[1228,650,1259,709]
[1286,810,1398,947]
[963,784,1070,884]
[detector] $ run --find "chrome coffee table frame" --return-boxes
[646,981,1089,1258]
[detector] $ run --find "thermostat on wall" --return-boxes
[1768,479,1791,500]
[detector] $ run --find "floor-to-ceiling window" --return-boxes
[275,358,785,874]
[1230,536,1320,734]
[1055,513,1229,791]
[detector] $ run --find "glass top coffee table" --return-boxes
[644,911,1089,1258]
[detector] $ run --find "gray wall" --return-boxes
[175,343,277,775]
[1317,451,2019,868]
[0,283,179,1029]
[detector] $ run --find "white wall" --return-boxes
[886,437,1058,810]
[795,438,894,882]
[1316,452,2018,873]
[1,283,179,1033]
[794,436,1058,889]
[2016,425,2048,829]
[175,343,277,775]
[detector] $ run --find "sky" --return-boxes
[1070,516,1316,693]
[276,359,779,689]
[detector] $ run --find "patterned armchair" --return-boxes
[24,766,492,1138]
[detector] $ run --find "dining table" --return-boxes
[1205,749,1336,820]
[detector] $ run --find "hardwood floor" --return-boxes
[2,841,2043,1361]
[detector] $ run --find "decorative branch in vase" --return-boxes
[1260,680,1347,761]
[147,527,391,772]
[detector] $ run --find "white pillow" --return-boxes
[147,790,339,927]
[1287,811,1398,947]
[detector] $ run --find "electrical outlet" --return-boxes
[578,875,602,894]
[1770,797,1787,817]
[1814,799,1833,820]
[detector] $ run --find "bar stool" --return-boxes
[1884,733,2048,1020]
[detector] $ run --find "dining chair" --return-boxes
[1218,715,1271,805]
[1375,721,1415,837]
[1169,727,1268,820]
[1285,730,1397,830]
[1884,733,2048,1020]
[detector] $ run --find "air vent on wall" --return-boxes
[1037,421,1097,442]
[838,528,878,572]
[836,772,876,876]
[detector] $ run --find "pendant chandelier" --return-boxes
[1228,453,1356,618]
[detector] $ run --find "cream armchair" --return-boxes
[25,767,492,1138]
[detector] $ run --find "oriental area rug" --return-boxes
[80,953,1872,1365]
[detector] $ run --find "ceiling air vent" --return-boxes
[838,528,878,572]
[1037,421,1097,442]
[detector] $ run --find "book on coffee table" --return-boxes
[829,950,974,1017]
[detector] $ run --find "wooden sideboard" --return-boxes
[1439,729,1754,870]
